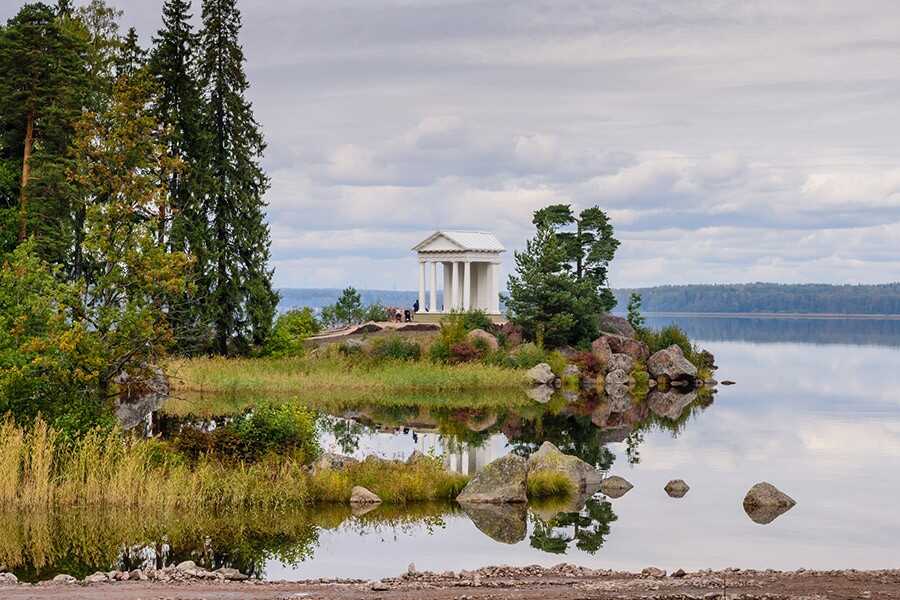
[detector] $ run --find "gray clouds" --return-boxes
[7,0,900,288]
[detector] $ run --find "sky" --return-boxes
[7,0,900,290]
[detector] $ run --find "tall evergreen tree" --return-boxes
[198,0,277,354]
[116,26,146,78]
[150,0,214,351]
[0,3,88,261]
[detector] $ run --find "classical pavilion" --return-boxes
[411,231,505,321]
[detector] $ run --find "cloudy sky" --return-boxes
[9,1,900,289]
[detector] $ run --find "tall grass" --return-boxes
[0,416,467,512]
[168,355,526,395]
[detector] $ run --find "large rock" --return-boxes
[648,390,696,421]
[467,328,499,351]
[743,482,796,524]
[460,502,527,544]
[647,345,698,382]
[525,385,554,404]
[664,479,690,498]
[600,334,650,362]
[350,486,382,505]
[526,441,602,492]
[599,475,633,499]
[457,454,527,504]
[608,353,635,374]
[599,314,636,338]
[605,368,632,403]
[591,337,612,366]
[526,363,556,386]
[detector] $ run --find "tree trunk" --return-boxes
[575,219,583,281]
[18,110,35,241]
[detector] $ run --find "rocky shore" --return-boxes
[2,564,898,599]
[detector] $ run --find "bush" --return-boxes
[572,350,601,376]
[363,302,390,323]
[457,309,494,333]
[638,324,693,358]
[449,341,481,364]
[370,335,421,361]
[508,342,547,370]
[174,403,320,464]
[527,471,575,499]
[428,339,452,363]
[264,308,321,357]
[545,350,567,377]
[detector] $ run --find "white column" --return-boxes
[463,261,471,311]
[418,261,426,312]
[491,262,501,314]
[429,261,437,312]
[451,261,460,311]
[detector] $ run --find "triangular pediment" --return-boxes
[412,232,465,252]
[412,231,505,253]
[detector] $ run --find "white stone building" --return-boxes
[411,231,505,320]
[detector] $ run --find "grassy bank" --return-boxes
[0,418,467,512]
[168,354,526,395]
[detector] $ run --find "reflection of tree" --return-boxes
[319,416,370,454]
[510,414,614,470]
[529,497,617,555]
[624,431,643,465]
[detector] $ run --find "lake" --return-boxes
[4,315,900,582]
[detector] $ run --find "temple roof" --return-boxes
[412,231,505,253]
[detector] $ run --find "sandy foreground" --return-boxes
[3,564,900,600]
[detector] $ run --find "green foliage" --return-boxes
[627,292,645,330]
[370,335,421,361]
[630,366,650,400]
[532,203,619,311]
[529,497,617,555]
[638,324,693,358]
[199,0,278,354]
[363,302,390,322]
[174,403,319,463]
[321,287,371,328]
[527,471,575,499]
[264,308,320,357]
[545,350,567,378]
[505,226,601,348]
[507,342,547,370]
[456,309,493,332]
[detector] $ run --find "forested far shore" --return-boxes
[614,283,900,315]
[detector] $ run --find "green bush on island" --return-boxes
[370,335,422,361]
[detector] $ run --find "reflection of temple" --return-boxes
[441,444,492,475]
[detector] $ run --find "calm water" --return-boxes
[6,316,900,581]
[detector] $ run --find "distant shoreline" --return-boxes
[639,311,900,320]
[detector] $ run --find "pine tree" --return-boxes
[149,0,215,351]
[116,27,146,78]
[0,3,88,261]
[198,0,277,354]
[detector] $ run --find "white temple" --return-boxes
[411,231,505,320]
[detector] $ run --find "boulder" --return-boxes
[591,337,612,366]
[526,441,602,492]
[603,334,650,361]
[597,426,631,444]
[460,502,527,544]
[590,401,611,428]
[642,567,667,579]
[525,385,554,404]
[607,353,635,374]
[311,452,359,473]
[129,570,147,581]
[599,314,636,338]
[465,412,498,432]
[664,479,690,498]
[526,363,556,385]
[605,368,631,387]
[350,486,382,505]
[647,345,697,382]
[604,368,632,403]
[83,572,108,583]
[52,574,76,584]
[457,454,527,504]
[743,482,796,524]
[599,475,633,499]
[648,390,696,421]
[215,567,249,581]
[467,328,499,351]
[498,322,524,347]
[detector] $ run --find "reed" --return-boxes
[0,418,467,512]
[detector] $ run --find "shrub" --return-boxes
[545,350,567,377]
[457,309,494,333]
[527,471,575,499]
[631,365,650,400]
[264,308,321,357]
[174,403,320,464]
[363,302,390,323]
[370,335,421,361]
[573,350,601,376]
[449,341,481,364]
[428,339,452,363]
[638,324,693,358]
[508,342,547,369]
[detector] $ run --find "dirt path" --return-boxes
[4,565,900,600]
